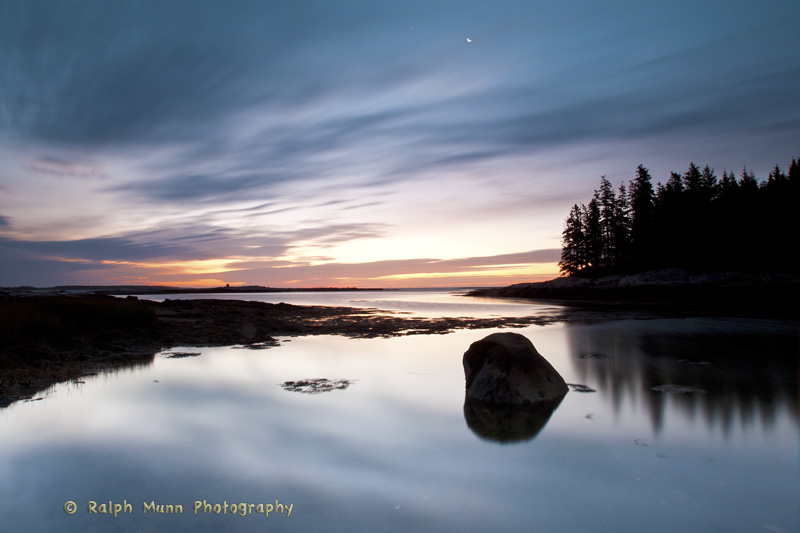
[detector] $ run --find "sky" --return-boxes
[1,0,798,288]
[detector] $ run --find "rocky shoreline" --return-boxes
[0,293,570,407]
[467,269,799,317]
[5,274,796,407]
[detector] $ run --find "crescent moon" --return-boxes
[467,37,472,43]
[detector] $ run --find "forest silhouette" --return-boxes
[559,156,800,277]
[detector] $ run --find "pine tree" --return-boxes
[767,165,787,187]
[683,162,703,195]
[597,176,617,270]
[629,165,655,269]
[583,198,602,272]
[613,183,631,270]
[719,169,738,197]
[558,154,800,277]
[559,204,586,275]
[789,158,800,182]
[666,171,684,195]
[701,165,718,201]
[739,166,758,194]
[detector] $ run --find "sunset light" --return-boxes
[2,3,798,532]
[1,1,797,289]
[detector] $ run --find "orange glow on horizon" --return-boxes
[144,279,248,288]
[369,263,559,282]
[52,253,560,289]
[100,257,248,275]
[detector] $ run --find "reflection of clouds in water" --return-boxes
[564,318,800,436]
[1,317,798,532]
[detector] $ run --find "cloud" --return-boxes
[243,249,561,281]
[0,219,559,287]
[2,1,799,286]
[201,248,562,288]
[0,235,193,264]
[5,0,797,199]
[0,241,116,287]
[0,1,428,149]
[4,1,797,154]
[0,216,389,280]
[110,173,289,203]
[25,155,109,179]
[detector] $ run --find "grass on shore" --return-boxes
[1,295,158,371]
[1,295,160,404]
[1,295,157,346]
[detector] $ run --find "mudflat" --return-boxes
[0,293,562,406]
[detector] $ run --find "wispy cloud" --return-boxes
[1,0,798,286]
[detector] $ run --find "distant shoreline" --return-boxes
[4,275,797,407]
[467,269,799,317]
[0,292,561,407]
[1,285,387,296]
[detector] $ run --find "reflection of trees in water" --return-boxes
[565,319,799,436]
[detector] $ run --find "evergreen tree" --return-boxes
[701,165,718,201]
[789,158,800,182]
[714,169,740,268]
[557,154,800,278]
[559,204,585,275]
[628,165,655,269]
[767,165,787,187]
[597,176,617,270]
[613,183,631,270]
[788,158,800,200]
[683,162,703,195]
[739,166,759,194]
[583,198,602,272]
[653,171,686,268]
[719,169,738,197]
[666,171,684,195]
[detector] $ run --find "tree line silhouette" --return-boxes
[559,156,800,277]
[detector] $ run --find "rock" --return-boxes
[462,332,568,406]
[566,383,596,393]
[281,378,354,394]
[162,351,202,359]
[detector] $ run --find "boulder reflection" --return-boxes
[564,318,799,435]
[463,396,564,443]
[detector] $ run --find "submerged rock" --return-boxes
[281,378,353,394]
[162,351,202,359]
[463,332,568,406]
[567,383,596,393]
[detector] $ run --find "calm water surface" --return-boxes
[1,291,798,532]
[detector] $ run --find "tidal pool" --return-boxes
[1,294,797,532]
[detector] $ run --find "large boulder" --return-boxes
[463,332,568,406]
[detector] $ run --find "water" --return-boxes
[126,288,562,317]
[1,290,798,532]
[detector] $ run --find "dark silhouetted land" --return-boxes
[0,292,569,407]
[467,269,799,317]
